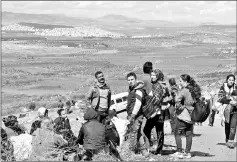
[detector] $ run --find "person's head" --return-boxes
[226,74,235,87]
[41,117,54,130]
[150,69,164,83]
[57,108,66,118]
[143,62,153,74]
[37,107,48,118]
[169,78,177,86]
[84,108,98,121]
[95,71,105,84]
[126,72,137,88]
[179,74,194,88]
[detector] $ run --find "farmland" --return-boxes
[1,23,236,116]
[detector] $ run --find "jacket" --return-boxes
[87,83,111,111]
[76,108,106,150]
[53,117,71,134]
[126,81,146,118]
[175,87,195,123]
[218,82,237,115]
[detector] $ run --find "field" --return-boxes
[1,25,236,116]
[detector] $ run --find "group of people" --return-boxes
[1,61,237,161]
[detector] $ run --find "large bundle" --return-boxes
[111,117,129,146]
[10,134,33,161]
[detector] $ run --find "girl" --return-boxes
[171,74,201,159]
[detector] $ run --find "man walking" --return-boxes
[87,71,112,124]
[126,72,149,157]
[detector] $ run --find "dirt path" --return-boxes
[163,116,236,161]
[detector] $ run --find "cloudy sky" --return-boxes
[2,1,236,24]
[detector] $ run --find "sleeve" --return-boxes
[108,87,112,108]
[217,85,230,104]
[131,90,143,117]
[75,125,84,145]
[86,86,94,103]
[30,121,40,135]
[65,118,71,130]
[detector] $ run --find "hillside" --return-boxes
[2,23,126,38]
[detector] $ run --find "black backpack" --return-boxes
[191,98,211,123]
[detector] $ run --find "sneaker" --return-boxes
[141,149,149,157]
[183,152,192,159]
[226,141,235,149]
[170,152,183,159]
[208,123,213,127]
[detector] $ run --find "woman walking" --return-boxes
[171,74,201,159]
[217,74,237,149]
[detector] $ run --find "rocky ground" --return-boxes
[14,104,236,161]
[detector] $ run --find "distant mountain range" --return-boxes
[2,11,198,29]
[2,11,236,37]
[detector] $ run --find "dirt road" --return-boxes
[163,116,236,161]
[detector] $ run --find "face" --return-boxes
[96,73,105,83]
[150,72,158,83]
[127,76,136,88]
[60,110,67,118]
[227,76,235,86]
[179,77,188,88]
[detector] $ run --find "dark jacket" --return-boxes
[30,120,42,135]
[1,128,15,161]
[76,108,106,150]
[53,117,71,134]
[87,83,111,111]
[126,81,146,118]
[218,82,237,113]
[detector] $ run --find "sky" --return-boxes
[2,1,236,24]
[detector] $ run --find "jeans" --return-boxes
[143,115,164,153]
[174,118,193,153]
[169,105,176,133]
[128,115,147,152]
[225,113,237,141]
[209,110,216,125]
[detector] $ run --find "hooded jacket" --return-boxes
[76,108,106,150]
[126,81,146,118]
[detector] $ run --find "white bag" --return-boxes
[10,134,33,161]
[111,117,129,146]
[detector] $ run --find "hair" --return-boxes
[180,74,201,100]
[151,69,164,81]
[143,62,153,74]
[169,78,177,86]
[57,108,65,116]
[226,74,236,82]
[126,72,137,79]
[95,71,103,78]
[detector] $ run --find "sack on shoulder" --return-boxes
[191,99,211,123]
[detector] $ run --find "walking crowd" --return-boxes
[1,61,237,161]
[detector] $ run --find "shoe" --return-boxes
[183,152,192,159]
[141,149,149,157]
[170,152,183,159]
[208,124,213,127]
[226,141,235,149]
[151,150,162,155]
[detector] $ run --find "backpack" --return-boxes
[191,98,211,123]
